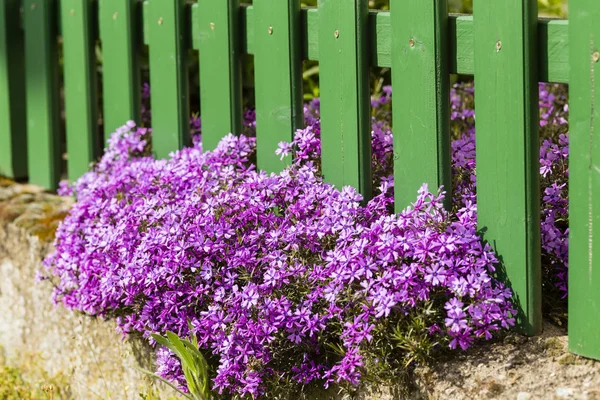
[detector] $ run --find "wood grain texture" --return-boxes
[473,0,542,335]
[61,0,99,180]
[318,0,371,197]
[253,0,303,173]
[568,0,600,360]
[391,0,451,211]
[195,0,243,151]
[147,0,190,159]
[99,0,140,138]
[23,0,62,189]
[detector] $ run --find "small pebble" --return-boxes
[516,392,532,400]
[555,387,575,398]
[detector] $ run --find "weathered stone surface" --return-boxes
[0,182,177,399]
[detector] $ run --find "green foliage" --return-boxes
[302,62,320,100]
[538,0,568,17]
[139,324,212,400]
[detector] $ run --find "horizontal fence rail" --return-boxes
[0,0,598,361]
[235,7,570,84]
[0,4,573,186]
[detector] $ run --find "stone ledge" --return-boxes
[0,180,177,399]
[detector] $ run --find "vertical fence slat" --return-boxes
[318,0,371,197]
[391,0,450,210]
[253,0,303,173]
[24,0,61,189]
[568,0,600,360]
[473,0,541,335]
[148,0,189,158]
[61,0,99,180]
[196,0,242,151]
[0,0,27,180]
[99,0,140,138]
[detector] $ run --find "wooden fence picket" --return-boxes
[473,0,542,335]
[568,0,600,360]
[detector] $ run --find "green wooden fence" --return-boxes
[0,0,598,359]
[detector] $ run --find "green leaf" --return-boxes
[181,339,206,362]
[151,333,178,354]
[187,320,199,348]
[166,331,195,366]
[134,366,193,400]
[302,65,320,80]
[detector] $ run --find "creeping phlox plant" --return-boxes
[449,83,569,301]
[45,82,569,398]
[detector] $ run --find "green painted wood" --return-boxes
[143,1,149,45]
[473,0,542,335]
[0,0,27,179]
[253,0,303,173]
[240,6,569,83]
[318,0,371,197]
[537,19,569,84]
[447,15,473,77]
[448,16,568,83]
[98,0,140,137]
[196,0,242,150]
[147,0,189,158]
[568,0,600,360]
[61,0,99,180]
[391,0,450,210]
[23,0,61,189]
[191,3,199,49]
[242,4,253,53]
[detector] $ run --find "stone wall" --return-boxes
[0,182,177,399]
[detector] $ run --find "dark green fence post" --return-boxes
[473,0,542,335]
[0,0,27,180]
[195,0,243,151]
[23,0,62,189]
[253,0,303,173]
[391,0,450,210]
[98,0,140,138]
[318,0,371,198]
[147,0,189,158]
[568,0,600,360]
[61,0,99,180]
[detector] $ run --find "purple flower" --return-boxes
[47,81,572,397]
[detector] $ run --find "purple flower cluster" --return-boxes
[45,81,569,397]
[538,85,569,297]
[447,82,570,298]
